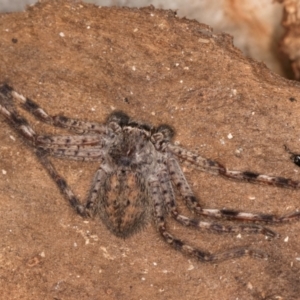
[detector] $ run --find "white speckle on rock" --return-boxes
[198,38,209,43]
[235,147,243,154]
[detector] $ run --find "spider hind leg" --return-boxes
[149,180,267,262]
[158,167,278,237]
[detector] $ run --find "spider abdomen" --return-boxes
[97,168,149,238]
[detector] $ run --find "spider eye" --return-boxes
[107,111,129,127]
[156,124,174,140]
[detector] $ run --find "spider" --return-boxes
[1,83,300,263]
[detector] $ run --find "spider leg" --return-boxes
[158,168,277,237]
[0,87,40,145]
[36,136,107,161]
[0,87,107,214]
[0,84,107,134]
[34,149,86,215]
[84,163,112,214]
[167,155,300,224]
[166,156,203,212]
[85,168,110,215]
[1,87,109,162]
[148,179,267,262]
[200,208,300,223]
[45,147,106,161]
[168,144,300,189]
[36,134,105,146]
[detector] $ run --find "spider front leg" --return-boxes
[0,83,107,134]
[0,103,103,215]
[1,90,108,162]
[167,146,300,224]
[148,179,267,262]
[168,143,300,188]
[0,87,107,215]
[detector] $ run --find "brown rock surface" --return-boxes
[1,1,300,299]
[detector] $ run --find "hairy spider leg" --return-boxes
[0,103,86,215]
[2,83,107,134]
[35,149,87,215]
[158,166,277,237]
[168,145,300,223]
[148,178,267,262]
[168,143,300,189]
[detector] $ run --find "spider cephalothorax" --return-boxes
[1,83,300,262]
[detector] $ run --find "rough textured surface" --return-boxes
[1,1,300,299]
[0,0,287,78]
[279,0,300,80]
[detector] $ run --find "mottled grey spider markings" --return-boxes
[1,83,300,262]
